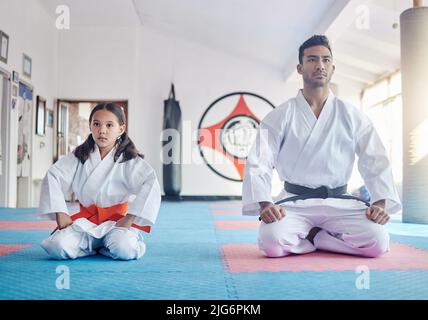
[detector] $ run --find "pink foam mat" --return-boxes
[215,220,260,229]
[0,244,32,256]
[222,243,428,272]
[210,210,242,215]
[0,221,56,230]
[209,203,242,209]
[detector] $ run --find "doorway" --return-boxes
[0,67,11,207]
[16,81,34,207]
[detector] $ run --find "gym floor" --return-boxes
[1,201,427,300]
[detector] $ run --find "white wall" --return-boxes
[2,3,370,203]
[0,1,370,203]
[137,26,302,196]
[56,24,301,196]
[0,0,58,206]
[136,27,373,196]
[57,26,139,101]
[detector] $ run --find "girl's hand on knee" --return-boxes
[115,214,136,228]
[259,203,286,224]
[56,212,73,230]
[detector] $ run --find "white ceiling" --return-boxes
[38,0,141,26]
[38,0,421,90]
[319,0,416,91]
[132,0,348,73]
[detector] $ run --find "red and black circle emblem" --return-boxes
[198,92,275,182]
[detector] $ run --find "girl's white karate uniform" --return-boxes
[39,144,161,260]
[242,90,402,258]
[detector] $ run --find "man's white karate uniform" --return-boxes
[39,144,161,260]
[242,90,401,258]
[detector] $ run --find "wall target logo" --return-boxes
[197,92,275,182]
[221,115,259,159]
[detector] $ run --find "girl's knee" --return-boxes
[103,228,145,260]
[41,227,86,260]
[41,235,74,260]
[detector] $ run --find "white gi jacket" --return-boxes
[242,90,402,216]
[39,144,161,237]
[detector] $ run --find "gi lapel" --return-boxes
[80,144,120,205]
[288,89,335,182]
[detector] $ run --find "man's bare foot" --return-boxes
[306,227,322,245]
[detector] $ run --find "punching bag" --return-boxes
[162,84,182,197]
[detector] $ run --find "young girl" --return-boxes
[39,103,161,260]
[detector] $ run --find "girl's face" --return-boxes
[90,109,125,151]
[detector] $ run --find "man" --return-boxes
[242,35,401,258]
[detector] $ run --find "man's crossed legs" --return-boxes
[258,206,389,258]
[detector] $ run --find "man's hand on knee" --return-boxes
[259,202,286,224]
[366,201,390,225]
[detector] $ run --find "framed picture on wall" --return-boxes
[12,71,19,83]
[36,96,46,136]
[11,83,18,98]
[23,54,32,78]
[11,98,17,110]
[0,31,9,64]
[47,110,54,128]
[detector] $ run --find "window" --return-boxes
[361,71,403,197]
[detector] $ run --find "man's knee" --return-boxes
[358,224,390,258]
[258,240,290,257]
[258,222,298,258]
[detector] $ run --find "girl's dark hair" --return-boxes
[73,103,144,164]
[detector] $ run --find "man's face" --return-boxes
[297,45,335,88]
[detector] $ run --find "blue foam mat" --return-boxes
[0,201,427,300]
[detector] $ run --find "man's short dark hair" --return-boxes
[298,35,332,64]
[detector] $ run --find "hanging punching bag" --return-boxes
[162,84,182,197]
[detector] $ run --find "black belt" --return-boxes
[275,181,370,206]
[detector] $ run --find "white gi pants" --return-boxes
[40,222,146,261]
[258,206,390,258]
